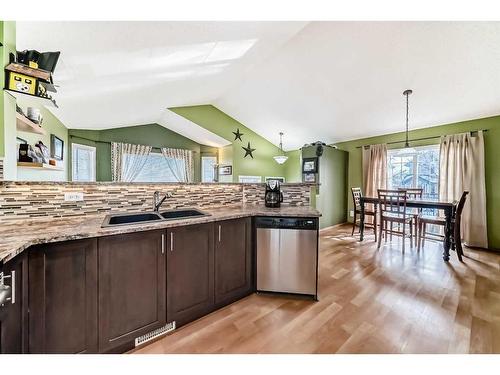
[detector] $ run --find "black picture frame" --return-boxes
[219,165,233,176]
[303,173,316,183]
[302,157,318,173]
[50,134,64,160]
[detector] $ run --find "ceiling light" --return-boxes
[403,89,414,150]
[273,132,288,164]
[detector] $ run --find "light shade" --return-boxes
[273,155,288,164]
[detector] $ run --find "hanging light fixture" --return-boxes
[403,89,413,148]
[273,132,288,164]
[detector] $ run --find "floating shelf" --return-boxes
[4,89,58,108]
[17,162,64,171]
[16,112,46,135]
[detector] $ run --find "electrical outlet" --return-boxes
[64,192,84,202]
[349,210,354,217]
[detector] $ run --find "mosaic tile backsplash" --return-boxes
[0,182,313,219]
[0,159,4,181]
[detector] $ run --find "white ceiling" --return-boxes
[17,21,500,150]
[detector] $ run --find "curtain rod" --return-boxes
[355,129,489,149]
[69,135,198,153]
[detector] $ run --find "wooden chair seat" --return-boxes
[419,215,446,225]
[381,212,412,223]
[355,208,376,216]
[351,187,377,241]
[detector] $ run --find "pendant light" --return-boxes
[403,89,413,148]
[273,132,288,164]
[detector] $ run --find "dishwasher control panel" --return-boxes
[255,217,318,230]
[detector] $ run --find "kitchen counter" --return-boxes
[0,205,321,264]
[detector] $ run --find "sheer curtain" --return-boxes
[439,131,488,248]
[362,144,388,197]
[161,147,193,183]
[111,142,152,182]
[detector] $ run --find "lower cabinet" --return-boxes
[98,230,166,353]
[214,218,253,306]
[167,223,214,327]
[0,254,26,354]
[28,239,98,354]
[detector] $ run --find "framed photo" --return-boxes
[303,173,316,183]
[265,176,285,183]
[219,165,233,176]
[50,134,64,160]
[302,157,318,173]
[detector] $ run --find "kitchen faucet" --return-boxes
[153,191,171,212]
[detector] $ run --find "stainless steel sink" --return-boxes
[160,208,208,220]
[102,208,209,227]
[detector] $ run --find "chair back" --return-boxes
[454,191,469,224]
[398,187,423,200]
[378,189,407,217]
[351,187,362,210]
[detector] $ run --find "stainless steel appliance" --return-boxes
[256,217,318,299]
[264,180,283,208]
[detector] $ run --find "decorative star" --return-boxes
[242,142,256,159]
[232,128,244,142]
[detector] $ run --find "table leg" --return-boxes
[359,201,365,241]
[443,207,452,262]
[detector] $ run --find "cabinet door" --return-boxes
[28,239,98,354]
[0,254,26,354]
[167,223,214,327]
[214,218,253,306]
[98,230,166,353]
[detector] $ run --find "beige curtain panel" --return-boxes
[111,142,152,182]
[439,131,488,248]
[161,147,194,183]
[362,143,388,197]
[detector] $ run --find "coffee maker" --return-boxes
[264,180,283,208]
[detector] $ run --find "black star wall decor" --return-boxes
[232,128,244,141]
[242,142,256,159]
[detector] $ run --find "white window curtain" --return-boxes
[362,144,388,197]
[439,131,488,248]
[160,147,193,183]
[111,142,152,182]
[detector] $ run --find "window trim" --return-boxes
[72,143,96,182]
[201,155,218,183]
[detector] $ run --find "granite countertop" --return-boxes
[0,205,321,264]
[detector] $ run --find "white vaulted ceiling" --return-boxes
[17,21,500,149]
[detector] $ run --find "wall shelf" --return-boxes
[4,89,58,108]
[16,112,46,135]
[17,162,63,171]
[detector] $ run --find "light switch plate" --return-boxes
[349,210,354,217]
[64,192,84,202]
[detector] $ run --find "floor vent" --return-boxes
[134,321,176,347]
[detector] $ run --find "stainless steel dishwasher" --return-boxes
[256,217,319,300]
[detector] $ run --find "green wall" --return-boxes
[335,115,500,249]
[283,149,302,182]
[302,145,347,229]
[69,124,204,182]
[170,105,287,182]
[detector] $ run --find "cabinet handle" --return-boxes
[170,232,174,252]
[218,225,221,242]
[161,234,165,254]
[11,270,15,305]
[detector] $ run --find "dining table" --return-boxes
[358,196,456,261]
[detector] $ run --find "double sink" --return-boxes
[101,208,209,227]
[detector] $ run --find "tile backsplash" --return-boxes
[0,182,314,219]
[0,158,3,181]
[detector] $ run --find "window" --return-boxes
[72,143,96,182]
[387,145,440,199]
[238,175,262,183]
[130,152,180,182]
[201,156,217,182]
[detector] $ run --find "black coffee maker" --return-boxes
[265,180,283,208]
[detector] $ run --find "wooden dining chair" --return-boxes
[418,191,469,261]
[351,187,377,241]
[398,187,423,246]
[377,189,413,252]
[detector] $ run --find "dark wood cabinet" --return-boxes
[0,254,26,354]
[214,218,253,307]
[167,223,214,327]
[98,230,166,353]
[28,239,98,354]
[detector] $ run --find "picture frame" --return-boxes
[218,165,233,176]
[303,173,316,183]
[50,134,64,160]
[302,157,318,173]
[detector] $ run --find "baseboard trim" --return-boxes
[319,223,349,232]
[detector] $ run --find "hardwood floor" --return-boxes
[133,224,500,354]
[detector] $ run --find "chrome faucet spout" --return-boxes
[153,191,171,212]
